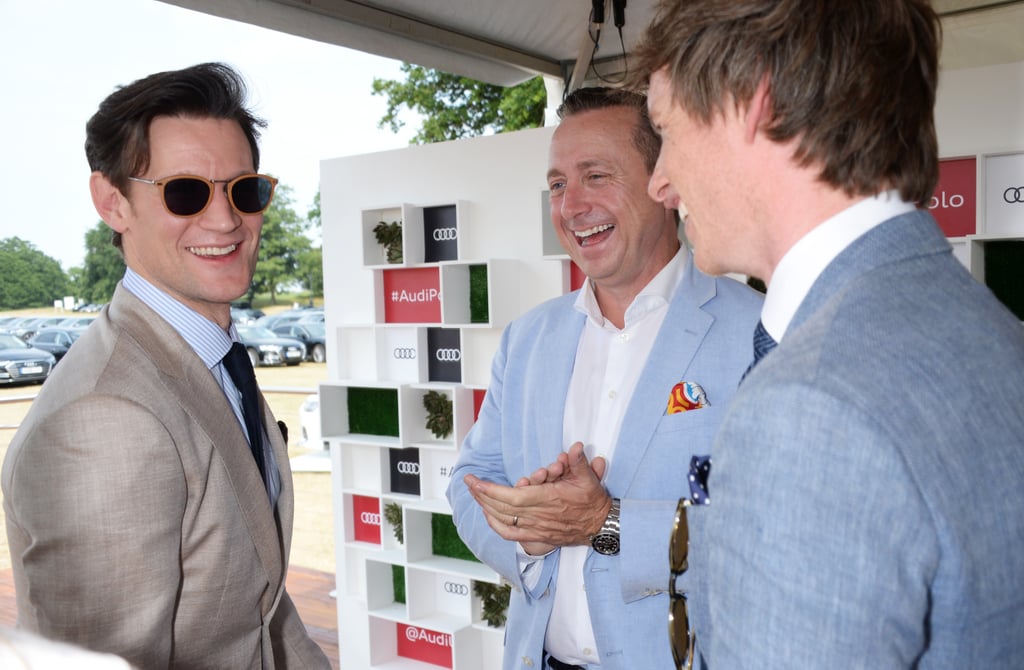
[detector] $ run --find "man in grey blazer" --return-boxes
[2,63,329,669]
[447,87,762,670]
[635,0,1024,667]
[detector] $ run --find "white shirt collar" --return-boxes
[573,244,687,329]
[762,190,915,341]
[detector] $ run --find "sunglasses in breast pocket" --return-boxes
[128,173,278,217]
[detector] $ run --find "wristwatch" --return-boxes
[590,498,621,555]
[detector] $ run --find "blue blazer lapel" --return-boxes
[606,256,716,492]
[528,298,587,468]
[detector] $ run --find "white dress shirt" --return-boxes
[761,190,916,342]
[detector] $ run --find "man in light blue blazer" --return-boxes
[447,87,762,670]
[636,0,1024,667]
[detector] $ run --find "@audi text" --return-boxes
[1005,187,1024,204]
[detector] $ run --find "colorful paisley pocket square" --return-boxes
[667,381,709,414]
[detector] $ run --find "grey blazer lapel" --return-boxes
[110,286,285,605]
[791,210,951,331]
[606,257,716,492]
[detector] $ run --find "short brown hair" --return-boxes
[557,87,661,173]
[631,0,941,205]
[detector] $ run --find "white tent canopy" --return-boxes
[159,0,1024,88]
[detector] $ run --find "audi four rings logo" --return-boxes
[443,582,469,595]
[432,227,458,241]
[359,512,381,526]
[393,347,417,359]
[435,348,462,362]
[396,461,420,475]
[1004,187,1024,204]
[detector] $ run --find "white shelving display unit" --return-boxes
[321,126,561,670]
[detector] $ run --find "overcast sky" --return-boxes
[1,0,418,269]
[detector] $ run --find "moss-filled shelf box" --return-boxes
[399,385,474,450]
[448,260,520,329]
[319,382,402,447]
[402,507,498,584]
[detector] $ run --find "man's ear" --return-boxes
[744,76,772,144]
[89,171,128,233]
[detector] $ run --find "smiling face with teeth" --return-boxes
[98,115,263,329]
[547,105,680,325]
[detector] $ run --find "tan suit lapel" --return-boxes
[110,286,286,614]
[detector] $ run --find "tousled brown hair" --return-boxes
[631,0,941,205]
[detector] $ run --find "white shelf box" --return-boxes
[368,616,483,669]
[378,326,430,383]
[539,189,565,258]
[366,558,409,620]
[459,329,503,390]
[338,441,386,493]
[362,204,425,267]
[320,382,403,446]
[399,385,474,450]
[342,545,371,600]
[418,449,459,504]
[406,567,475,624]
[332,326,379,380]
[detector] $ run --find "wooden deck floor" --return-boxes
[0,566,339,668]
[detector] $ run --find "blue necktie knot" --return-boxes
[741,319,778,384]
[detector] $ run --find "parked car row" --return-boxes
[0,304,326,385]
[0,314,97,341]
[0,332,57,385]
[231,306,327,364]
[235,326,306,367]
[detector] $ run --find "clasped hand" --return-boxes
[463,442,611,556]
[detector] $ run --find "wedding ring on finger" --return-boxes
[512,515,519,527]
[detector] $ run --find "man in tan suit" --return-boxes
[2,63,329,669]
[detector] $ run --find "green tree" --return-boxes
[79,221,126,304]
[251,182,312,305]
[298,190,324,302]
[372,64,546,144]
[0,237,68,309]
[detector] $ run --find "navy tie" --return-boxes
[222,342,267,480]
[741,319,778,384]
